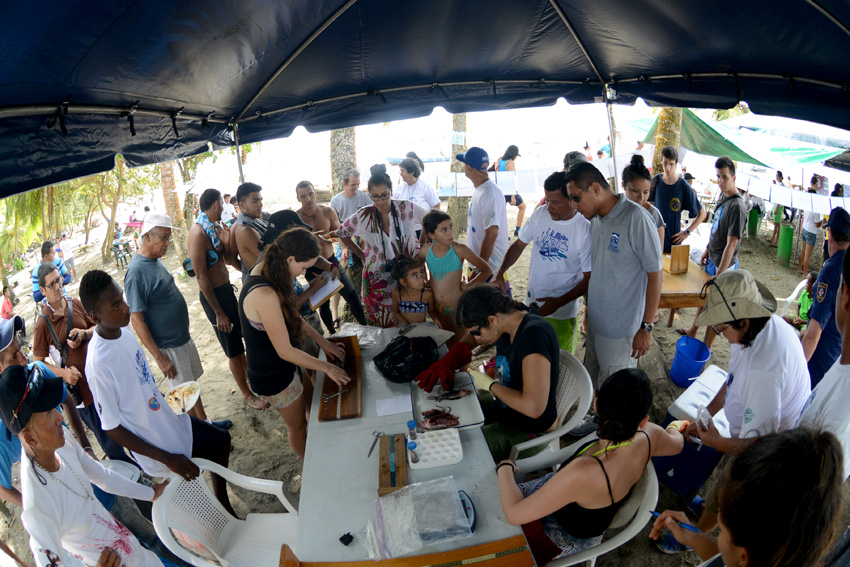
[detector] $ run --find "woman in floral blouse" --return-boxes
[337,164,428,327]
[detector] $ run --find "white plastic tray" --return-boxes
[411,373,485,430]
[408,428,463,469]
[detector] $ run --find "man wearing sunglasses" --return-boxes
[0,364,174,567]
[565,162,662,409]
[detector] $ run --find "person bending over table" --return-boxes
[239,227,349,460]
[497,369,684,565]
[663,270,811,553]
[650,428,843,567]
[454,285,559,461]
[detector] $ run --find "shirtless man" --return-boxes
[233,182,270,281]
[295,181,367,333]
[189,189,269,411]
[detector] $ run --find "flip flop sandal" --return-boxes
[675,328,690,336]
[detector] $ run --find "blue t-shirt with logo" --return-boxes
[650,174,702,253]
[808,249,845,388]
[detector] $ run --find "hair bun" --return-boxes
[630,154,645,167]
[370,163,387,176]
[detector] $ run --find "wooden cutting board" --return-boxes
[377,433,409,496]
[318,335,362,421]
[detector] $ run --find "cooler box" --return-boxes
[653,365,731,496]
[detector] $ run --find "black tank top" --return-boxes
[551,430,652,539]
[238,275,297,396]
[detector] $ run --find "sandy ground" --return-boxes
[1,203,848,567]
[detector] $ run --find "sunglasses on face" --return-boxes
[468,326,485,337]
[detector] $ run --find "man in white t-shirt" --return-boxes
[797,247,850,481]
[80,269,237,516]
[396,158,441,235]
[221,193,237,223]
[0,363,170,567]
[456,147,510,290]
[494,171,591,352]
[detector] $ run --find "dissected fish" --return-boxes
[418,406,460,431]
[427,388,473,401]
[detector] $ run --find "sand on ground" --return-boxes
[1,202,847,567]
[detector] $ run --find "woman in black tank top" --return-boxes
[239,227,350,459]
[496,369,685,565]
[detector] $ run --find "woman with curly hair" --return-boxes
[335,164,428,327]
[239,227,349,459]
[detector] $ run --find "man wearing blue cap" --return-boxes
[456,147,510,289]
[0,364,174,567]
[802,207,850,388]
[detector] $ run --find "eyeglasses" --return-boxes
[370,192,391,201]
[45,277,63,290]
[12,368,42,423]
[151,232,173,244]
[711,323,730,335]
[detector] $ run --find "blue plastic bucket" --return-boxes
[670,336,711,387]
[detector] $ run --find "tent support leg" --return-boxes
[233,123,245,184]
[606,94,619,191]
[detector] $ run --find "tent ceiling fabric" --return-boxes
[3,0,850,195]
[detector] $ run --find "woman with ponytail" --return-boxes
[238,227,349,459]
[651,428,843,567]
[497,368,684,565]
[623,154,665,252]
[335,164,429,327]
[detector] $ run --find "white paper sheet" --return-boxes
[749,178,771,200]
[495,172,516,194]
[456,175,475,197]
[813,193,833,215]
[437,173,457,197]
[770,185,792,208]
[791,191,812,211]
[308,272,343,310]
[516,170,537,195]
[376,395,413,417]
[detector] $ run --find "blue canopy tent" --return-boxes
[3,0,850,195]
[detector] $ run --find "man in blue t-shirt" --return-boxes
[803,208,850,388]
[31,240,70,302]
[649,146,707,253]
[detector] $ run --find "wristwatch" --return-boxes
[685,228,691,235]
[640,322,654,334]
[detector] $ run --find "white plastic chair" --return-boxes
[152,458,299,567]
[513,434,659,567]
[508,349,593,463]
[779,278,809,317]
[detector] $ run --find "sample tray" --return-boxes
[409,428,463,469]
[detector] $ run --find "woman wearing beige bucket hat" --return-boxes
[672,269,812,541]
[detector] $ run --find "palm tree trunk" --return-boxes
[160,161,189,262]
[101,160,125,263]
[330,128,357,195]
[651,108,683,174]
[446,113,469,233]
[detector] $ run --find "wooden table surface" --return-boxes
[659,260,710,311]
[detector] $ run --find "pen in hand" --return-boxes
[650,511,702,533]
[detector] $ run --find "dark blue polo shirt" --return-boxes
[807,248,845,388]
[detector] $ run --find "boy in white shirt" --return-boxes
[80,269,236,516]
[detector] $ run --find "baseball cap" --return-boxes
[684,173,695,182]
[260,210,311,248]
[455,147,490,171]
[563,151,589,170]
[0,316,24,353]
[694,270,777,327]
[0,364,67,438]
[826,207,850,234]
[141,213,182,237]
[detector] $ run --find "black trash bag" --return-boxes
[374,335,439,384]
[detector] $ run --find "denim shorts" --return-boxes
[801,228,817,246]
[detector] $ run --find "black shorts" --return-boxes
[505,193,524,206]
[306,254,339,279]
[199,283,245,358]
[190,416,231,459]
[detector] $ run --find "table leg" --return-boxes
[703,327,717,349]
[667,308,677,327]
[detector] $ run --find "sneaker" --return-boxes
[568,416,599,436]
[211,419,233,431]
[688,495,706,517]
[514,226,521,237]
[655,532,691,554]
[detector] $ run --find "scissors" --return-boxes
[322,389,348,403]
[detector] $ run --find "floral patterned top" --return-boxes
[335,200,428,327]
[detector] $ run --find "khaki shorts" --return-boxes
[584,331,637,390]
[161,339,204,388]
[262,369,304,410]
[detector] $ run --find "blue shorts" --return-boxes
[505,194,524,206]
[705,258,738,277]
[801,228,817,246]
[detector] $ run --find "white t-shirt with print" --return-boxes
[803,211,822,234]
[467,179,509,274]
[725,314,810,438]
[86,328,192,477]
[797,360,850,481]
[22,428,159,567]
[518,207,592,320]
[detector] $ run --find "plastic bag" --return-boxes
[366,476,473,559]
[337,323,383,349]
[374,336,439,384]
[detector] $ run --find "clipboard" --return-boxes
[308,272,344,310]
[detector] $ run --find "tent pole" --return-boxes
[605,93,619,192]
[233,123,245,184]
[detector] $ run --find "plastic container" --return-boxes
[408,428,463,469]
[670,336,711,387]
[777,224,794,267]
[747,208,761,237]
